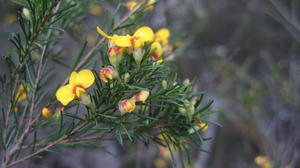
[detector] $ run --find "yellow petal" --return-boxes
[155,28,170,45]
[97,26,112,39]
[133,26,154,42]
[69,71,78,85]
[150,42,163,59]
[71,69,95,88]
[56,84,75,106]
[124,2,137,10]
[42,107,52,118]
[111,35,132,47]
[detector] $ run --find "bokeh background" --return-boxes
[1,0,300,167]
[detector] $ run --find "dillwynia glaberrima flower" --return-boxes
[99,66,118,83]
[154,28,170,46]
[96,26,154,48]
[255,156,272,168]
[150,42,163,60]
[188,120,208,134]
[124,0,157,11]
[132,90,149,103]
[56,69,95,106]
[42,107,52,118]
[15,84,30,101]
[119,99,136,115]
[97,26,154,65]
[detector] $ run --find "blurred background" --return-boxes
[1,0,300,167]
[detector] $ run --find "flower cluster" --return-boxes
[119,90,150,115]
[96,26,171,67]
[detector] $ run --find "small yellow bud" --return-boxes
[156,59,164,64]
[15,84,30,101]
[42,107,52,118]
[99,66,118,83]
[133,90,150,103]
[4,13,16,24]
[124,2,138,10]
[88,5,102,16]
[255,156,272,168]
[119,99,136,114]
[150,42,163,60]
[188,120,208,134]
[178,107,186,113]
[108,46,125,69]
[22,8,31,20]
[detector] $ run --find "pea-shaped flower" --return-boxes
[132,90,149,103]
[99,66,118,83]
[56,69,95,106]
[96,26,154,48]
[154,28,170,46]
[150,42,163,60]
[119,99,136,115]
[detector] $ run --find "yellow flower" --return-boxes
[4,13,16,24]
[195,120,208,132]
[156,59,164,64]
[255,156,272,168]
[150,42,163,60]
[158,146,171,159]
[132,90,149,103]
[42,107,52,118]
[124,0,156,11]
[56,69,95,106]
[124,1,138,10]
[99,66,118,83]
[153,159,168,168]
[188,120,208,134]
[119,99,136,114]
[96,26,154,48]
[154,28,170,45]
[15,84,30,101]
[88,5,102,16]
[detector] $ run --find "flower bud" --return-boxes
[183,78,190,85]
[133,90,149,103]
[108,46,124,69]
[22,8,31,20]
[178,107,186,113]
[99,66,118,83]
[119,99,136,115]
[56,106,65,112]
[162,80,167,89]
[150,42,163,60]
[124,1,137,10]
[133,48,144,65]
[124,73,130,82]
[188,120,208,134]
[42,107,52,118]
[156,59,164,65]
